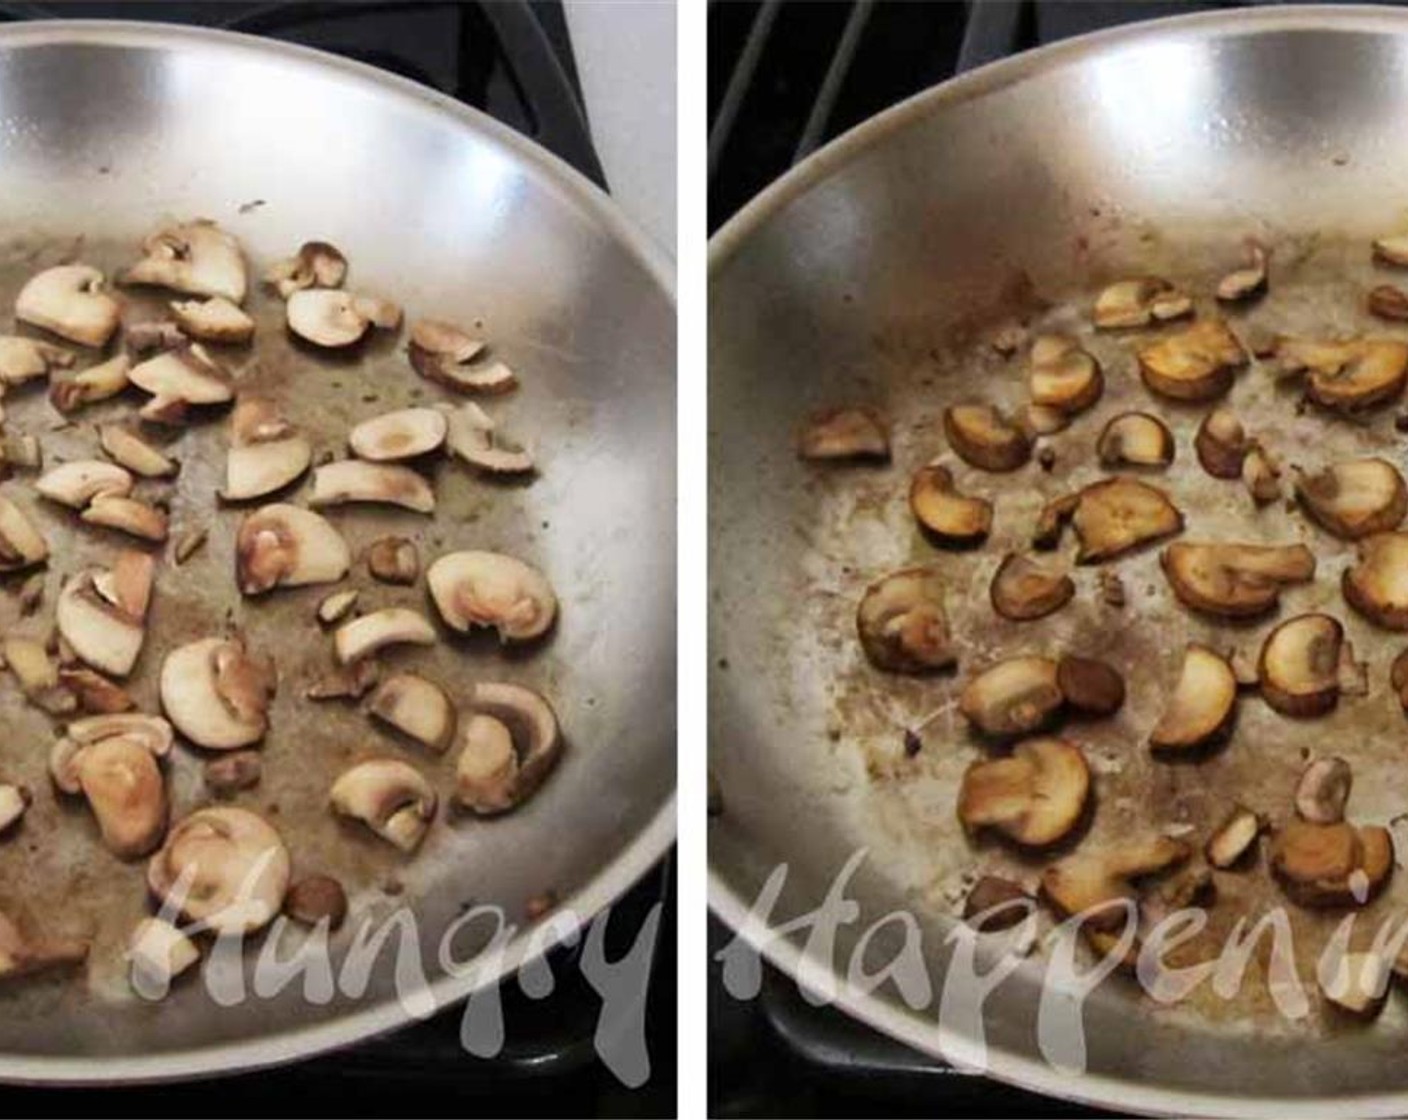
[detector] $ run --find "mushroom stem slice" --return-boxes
[330,760,437,852]
[1096,411,1174,469]
[16,264,122,347]
[959,656,1063,739]
[943,404,1031,472]
[349,407,448,462]
[1149,644,1237,752]
[910,464,992,544]
[957,736,1091,848]
[1070,477,1183,563]
[1343,532,1408,629]
[235,504,351,595]
[427,550,557,642]
[989,553,1073,622]
[1206,806,1263,869]
[455,682,563,814]
[855,566,954,673]
[369,673,456,753]
[442,401,535,474]
[123,221,248,303]
[1295,459,1408,540]
[309,461,435,514]
[1161,542,1315,618]
[1296,757,1352,824]
[1195,409,1251,479]
[1137,319,1248,401]
[333,608,436,665]
[1259,613,1349,717]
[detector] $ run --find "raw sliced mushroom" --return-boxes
[1096,411,1174,469]
[309,460,435,513]
[427,550,557,642]
[330,759,436,851]
[1374,235,1408,267]
[1206,806,1262,869]
[408,318,517,394]
[128,344,234,422]
[797,406,889,462]
[1270,819,1393,907]
[957,736,1090,848]
[15,264,121,347]
[1343,532,1408,629]
[1194,409,1251,479]
[160,636,276,750]
[910,463,992,544]
[286,289,401,348]
[1028,335,1103,415]
[262,241,348,298]
[99,424,178,479]
[1322,951,1391,1017]
[1149,644,1237,752]
[455,682,563,814]
[349,407,447,462]
[81,495,168,543]
[442,401,535,475]
[123,221,247,303]
[48,353,130,413]
[1275,337,1408,412]
[49,717,170,858]
[128,917,200,991]
[855,566,955,673]
[959,656,1063,738]
[1259,613,1359,717]
[1093,277,1192,329]
[1215,241,1268,303]
[333,608,436,664]
[1161,542,1315,618]
[366,536,419,584]
[223,397,311,501]
[1137,318,1247,401]
[1041,835,1191,927]
[1056,655,1125,717]
[0,783,28,834]
[0,335,72,385]
[0,909,88,980]
[57,565,150,678]
[0,495,48,573]
[235,504,351,595]
[1070,477,1183,563]
[146,807,290,934]
[1296,757,1352,824]
[943,404,1031,472]
[989,553,1073,621]
[169,297,254,344]
[369,673,456,752]
[1295,459,1407,540]
[36,460,132,508]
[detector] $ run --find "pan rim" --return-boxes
[0,18,676,1085]
[708,4,1408,1116]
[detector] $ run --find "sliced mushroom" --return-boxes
[48,353,131,413]
[427,550,556,642]
[943,404,1031,472]
[309,460,434,513]
[1028,335,1103,415]
[81,495,168,543]
[99,424,178,479]
[286,289,400,348]
[59,668,135,715]
[330,759,436,851]
[1056,655,1125,717]
[36,460,132,509]
[1194,408,1251,479]
[349,407,447,462]
[1031,491,1081,550]
[123,220,247,303]
[3,635,71,714]
[223,397,311,501]
[910,463,992,544]
[1206,806,1262,869]
[366,536,419,584]
[455,682,563,814]
[962,876,1034,931]
[855,566,955,673]
[1368,284,1408,321]
[160,636,276,750]
[408,319,518,394]
[1322,951,1391,1018]
[316,588,359,626]
[442,401,535,474]
[1296,757,1352,824]
[128,344,234,422]
[960,656,1063,738]
[203,750,262,797]
[123,317,186,354]
[1259,613,1357,717]
[0,495,47,573]
[147,807,290,934]
[1137,318,1247,402]
[1018,403,1070,437]
[1374,235,1408,267]
[1270,819,1393,907]
[0,335,72,385]
[1215,241,1268,303]
[1243,445,1281,505]
[284,875,348,930]
[989,552,1073,621]
[957,737,1090,848]
[1095,411,1174,469]
[16,264,121,347]
[1041,835,1191,929]
[235,504,350,595]
[304,657,380,702]
[1070,477,1183,563]
[49,720,168,858]
[0,783,29,834]
[1295,458,1407,540]
[128,917,200,992]
[1161,542,1315,618]
[262,241,348,298]
[333,608,436,664]
[0,909,88,980]
[56,568,149,678]
[169,297,254,344]
[1275,337,1408,412]
[1149,644,1237,752]
[1093,277,1192,329]
[1343,532,1408,629]
[797,406,889,462]
[369,673,456,753]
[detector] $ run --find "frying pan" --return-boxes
[709,6,1408,1116]
[0,21,674,1081]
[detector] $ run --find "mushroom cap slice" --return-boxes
[57,571,147,678]
[1295,458,1407,540]
[15,264,121,347]
[1343,532,1408,629]
[442,401,535,475]
[160,636,276,750]
[1093,277,1191,329]
[369,672,456,753]
[960,656,1063,739]
[49,352,130,413]
[349,408,448,462]
[989,553,1073,621]
[263,241,348,298]
[1028,336,1103,415]
[224,437,312,501]
[146,807,290,934]
[169,297,254,344]
[910,463,992,544]
[0,495,47,573]
[797,406,889,462]
[1149,644,1237,751]
[943,404,1031,472]
[36,460,133,509]
[1216,242,1269,303]
[1271,820,1393,907]
[1056,656,1125,717]
[1096,411,1174,469]
[426,550,557,642]
[1194,408,1250,479]
[1161,542,1315,618]
[124,221,247,303]
[309,461,435,513]
[98,425,178,479]
[957,736,1090,848]
[235,504,351,595]
[1042,835,1191,928]
[1259,613,1351,717]
[410,318,485,362]
[330,759,437,852]
[129,344,234,419]
[1070,477,1183,563]
[455,682,563,814]
[333,608,437,664]
[286,289,371,348]
[1137,318,1247,401]
[855,566,954,673]
[1277,337,1408,411]
[1206,806,1262,869]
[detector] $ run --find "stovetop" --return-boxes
[0,3,672,1116]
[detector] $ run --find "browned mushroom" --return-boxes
[1056,655,1125,717]
[1161,542,1315,618]
[1258,613,1361,717]
[169,297,254,344]
[0,495,48,574]
[1368,284,1408,322]
[49,353,131,414]
[349,408,448,462]
[159,635,276,750]
[962,876,1034,931]
[1028,335,1103,415]
[1296,757,1352,824]
[408,319,517,394]
[309,461,435,514]
[989,553,1073,621]
[797,406,889,462]
[957,736,1090,847]
[1041,835,1191,928]
[1149,644,1237,752]
[855,567,954,673]
[1069,477,1183,563]
[128,344,234,422]
[56,557,153,679]
[1374,234,1408,267]
[1096,412,1174,469]
[442,401,535,475]
[1295,459,1407,540]
[1270,819,1393,908]
[1093,278,1192,329]
[330,759,436,851]
[262,241,348,299]
[427,550,556,642]
[960,656,1063,739]
[235,504,350,595]
[123,220,247,303]
[49,714,172,858]
[1343,532,1408,629]
[910,463,992,544]
[287,289,401,348]
[943,403,1031,472]
[223,397,312,501]
[455,682,563,814]
[1137,318,1248,401]
[1215,241,1268,303]
[99,425,178,479]
[369,673,456,753]
[1194,408,1251,479]
[1206,806,1262,869]
[333,608,436,664]
[1275,337,1408,412]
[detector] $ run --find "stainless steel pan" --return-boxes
[710,6,1408,1116]
[0,21,674,1082]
